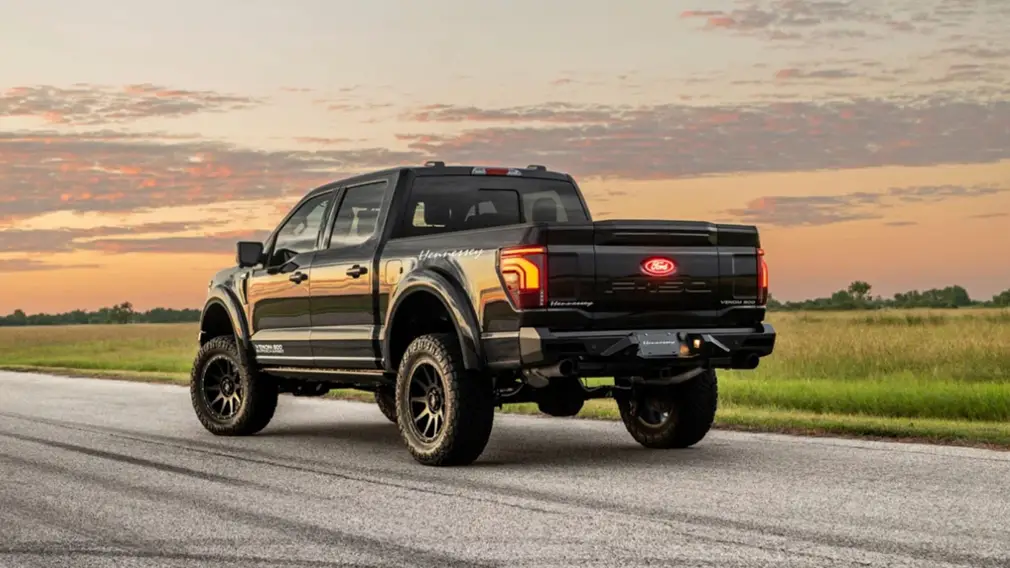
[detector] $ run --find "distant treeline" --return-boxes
[0,302,200,326]
[768,281,1010,311]
[1,282,1009,326]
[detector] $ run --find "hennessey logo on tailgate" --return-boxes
[549,300,595,307]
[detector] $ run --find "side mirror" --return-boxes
[236,241,264,268]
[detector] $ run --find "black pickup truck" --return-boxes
[190,162,775,466]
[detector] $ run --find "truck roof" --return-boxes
[303,162,575,199]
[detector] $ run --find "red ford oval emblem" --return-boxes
[641,257,676,277]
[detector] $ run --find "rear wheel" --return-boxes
[395,333,495,466]
[190,336,278,436]
[615,368,718,449]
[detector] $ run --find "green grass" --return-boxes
[0,324,195,374]
[720,375,1010,421]
[2,308,1010,450]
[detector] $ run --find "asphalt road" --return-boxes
[1,371,1008,568]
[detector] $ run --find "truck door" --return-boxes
[246,190,335,365]
[309,177,393,369]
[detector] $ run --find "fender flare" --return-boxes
[201,285,255,368]
[381,270,483,373]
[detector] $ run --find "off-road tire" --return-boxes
[615,368,718,449]
[190,335,278,436]
[536,377,586,417]
[395,333,495,466]
[375,386,398,423]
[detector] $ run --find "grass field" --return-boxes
[2,309,1010,448]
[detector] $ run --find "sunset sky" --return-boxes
[1,0,1008,314]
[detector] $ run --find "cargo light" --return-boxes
[757,248,769,305]
[472,167,522,176]
[497,245,547,310]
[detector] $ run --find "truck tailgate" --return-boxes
[544,220,764,330]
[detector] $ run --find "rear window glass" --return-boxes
[395,175,589,238]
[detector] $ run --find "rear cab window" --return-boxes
[394,175,590,238]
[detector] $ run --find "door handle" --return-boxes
[289,271,308,284]
[346,265,368,278]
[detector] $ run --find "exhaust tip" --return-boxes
[734,352,760,370]
[558,358,577,376]
[743,353,760,369]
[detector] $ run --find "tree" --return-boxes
[847,281,872,301]
[9,309,27,326]
[765,294,783,310]
[993,289,1010,307]
[109,302,135,324]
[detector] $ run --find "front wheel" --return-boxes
[395,333,495,466]
[615,368,718,449]
[190,335,278,436]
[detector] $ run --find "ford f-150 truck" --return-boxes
[190,161,776,466]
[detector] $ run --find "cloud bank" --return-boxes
[1,84,261,125]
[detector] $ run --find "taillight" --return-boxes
[497,245,547,310]
[757,248,769,305]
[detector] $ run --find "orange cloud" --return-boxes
[403,103,616,124]
[724,184,1008,227]
[0,222,216,254]
[680,10,725,18]
[706,16,737,28]
[394,97,1010,180]
[775,67,859,80]
[295,136,354,145]
[0,129,425,221]
[1,84,262,126]
[0,258,101,272]
[679,0,1008,47]
[78,230,271,255]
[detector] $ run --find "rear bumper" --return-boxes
[484,323,775,376]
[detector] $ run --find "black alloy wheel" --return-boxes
[189,335,278,436]
[633,394,674,429]
[394,333,495,466]
[615,369,718,449]
[200,355,245,421]
[406,362,446,442]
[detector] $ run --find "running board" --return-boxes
[262,366,393,386]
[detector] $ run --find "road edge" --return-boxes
[2,364,1008,453]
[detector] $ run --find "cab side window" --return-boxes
[328,181,388,248]
[269,193,332,266]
